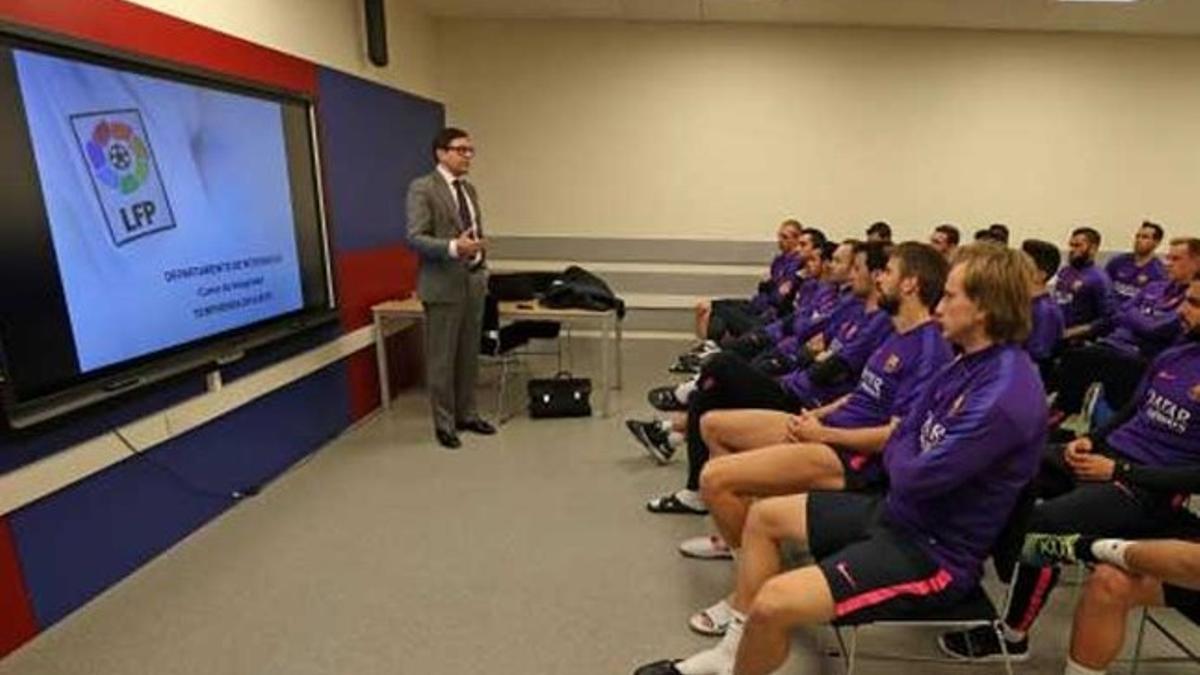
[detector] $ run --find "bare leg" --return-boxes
[668,411,687,432]
[735,565,836,675]
[701,443,845,549]
[700,409,793,460]
[696,301,712,340]
[1070,565,1165,670]
[732,494,811,613]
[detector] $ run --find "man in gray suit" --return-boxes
[406,127,496,448]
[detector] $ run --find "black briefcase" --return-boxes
[527,372,592,419]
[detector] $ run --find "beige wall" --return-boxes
[438,19,1200,247]
[125,0,439,100]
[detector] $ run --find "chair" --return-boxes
[479,294,562,423]
[826,487,1036,675]
[1129,605,1199,674]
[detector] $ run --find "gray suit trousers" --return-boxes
[422,272,487,432]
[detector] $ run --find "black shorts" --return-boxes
[830,446,887,493]
[1164,584,1200,624]
[807,492,968,623]
[709,299,762,340]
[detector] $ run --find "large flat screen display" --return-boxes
[0,31,335,427]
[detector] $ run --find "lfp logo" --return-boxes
[70,109,176,246]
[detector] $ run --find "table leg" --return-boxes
[600,314,611,417]
[374,312,392,411]
[614,314,623,390]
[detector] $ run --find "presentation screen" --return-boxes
[0,32,334,427]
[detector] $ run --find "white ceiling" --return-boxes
[411,0,1200,36]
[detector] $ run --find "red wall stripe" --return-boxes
[0,0,316,94]
[0,518,38,658]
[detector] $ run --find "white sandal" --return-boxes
[678,534,733,560]
[688,598,732,636]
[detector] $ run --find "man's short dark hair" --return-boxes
[803,227,828,250]
[432,127,469,156]
[1021,239,1062,282]
[1071,227,1102,248]
[1141,221,1165,242]
[988,223,1010,245]
[974,228,1001,244]
[893,241,949,310]
[1171,237,1200,258]
[854,240,891,274]
[934,224,961,246]
[819,240,838,262]
[866,221,893,242]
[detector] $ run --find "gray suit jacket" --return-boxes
[405,170,486,303]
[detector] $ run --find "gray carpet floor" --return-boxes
[0,340,1195,675]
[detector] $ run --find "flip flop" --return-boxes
[688,598,733,636]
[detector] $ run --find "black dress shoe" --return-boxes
[456,418,497,435]
[435,428,461,449]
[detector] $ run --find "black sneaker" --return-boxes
[938,625,1029,662]
[625,419,675,464]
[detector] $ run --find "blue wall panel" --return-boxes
[8,360,350,627]
[317,68,445,253]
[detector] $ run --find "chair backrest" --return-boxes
[991,482,1038,584]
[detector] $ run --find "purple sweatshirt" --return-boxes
[825,321,955,429]
[1100,280,1187,358]
[882,344,1046,590]
[1107,340,1200,468]
[765,282,842,344]
[1025,293,1065,363]
[1053,262,1114,330]
[749,253,804,314]
[1105,253,1166,303]
[779,308,894,406]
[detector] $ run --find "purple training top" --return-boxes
[1053,262,1114,329]
[1025,293,1065,363]
[1105,253,1166,303]
[824,320,954,430]
[882,344,1047,590]
[1107,339,1200,469]
[778,307,894,407]
[765,282,843,344]
[750,253,804,314]
[1101,280,1187,358]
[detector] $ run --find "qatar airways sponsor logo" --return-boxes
[859,368,884,400]
[1142,387,1192,435]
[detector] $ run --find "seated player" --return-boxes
[632,244,1047,675]
[939,270,1200,661]
[1021,239,1066,381]
[1054,227,1114,343]
[1105,220,1166,303]
[643,242,893,514]
[1020,535,1200,675]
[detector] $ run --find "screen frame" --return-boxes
[0,22,339,429]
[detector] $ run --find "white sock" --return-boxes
[667,431,685,448]
[1002,624,1026,644]
[677,611,745,675]
[675,380,698,402]
[1091,539,1133,571]
[675,489,706,511]
[1064,657,1106,675]
[656,419,673,432]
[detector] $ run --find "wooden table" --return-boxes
[371,297,623,417]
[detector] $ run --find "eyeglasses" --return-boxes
[445,145,476,156]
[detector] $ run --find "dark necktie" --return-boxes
[452,179,474,234]
[452,178,484,269]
